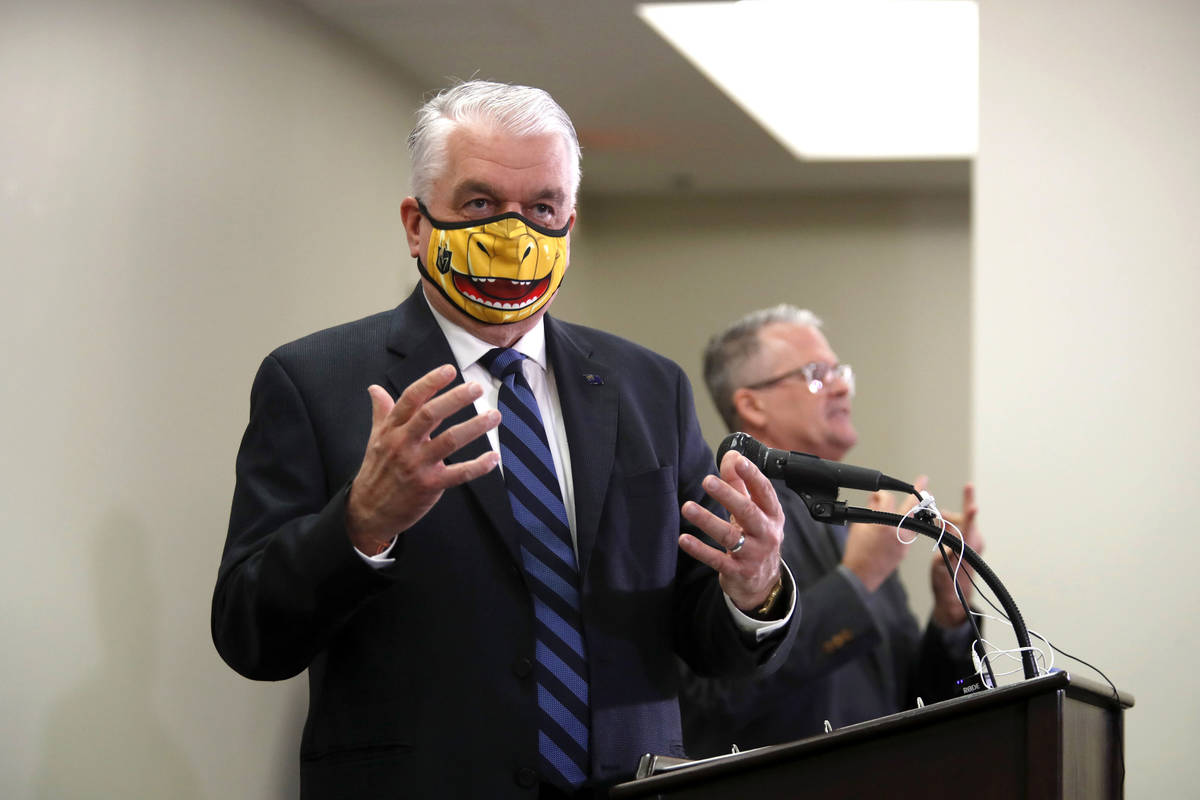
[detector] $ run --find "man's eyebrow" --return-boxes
[532,188,567,204]
[450,180,499,204]
[449,181,568,206]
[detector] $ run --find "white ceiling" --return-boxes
[294,0,970,197]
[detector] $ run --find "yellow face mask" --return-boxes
[417,201,571,325]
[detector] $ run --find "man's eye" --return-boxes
[465,199,491,212]
[532,203,554,218]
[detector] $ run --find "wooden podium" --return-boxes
[611,672,1132,800]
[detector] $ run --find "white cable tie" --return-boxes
[896,502,921,545]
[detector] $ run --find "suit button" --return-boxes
[513,657,533,678]
[514,767,538,788]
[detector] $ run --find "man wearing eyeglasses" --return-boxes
[678,304,982,757]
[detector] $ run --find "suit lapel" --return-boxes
[822,514,894,693]
[383,287,522,567]
[545,317,617,580]
[783,490,842,574]
[786,491,893,689]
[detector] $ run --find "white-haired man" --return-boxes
[213,82,797,799]
[679,305,982,757]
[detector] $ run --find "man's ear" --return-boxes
[732,387,766,430]
[400,197,423,259]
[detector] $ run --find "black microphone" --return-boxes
[717,432,914,495]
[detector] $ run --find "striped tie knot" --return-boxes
[479,347,525,381]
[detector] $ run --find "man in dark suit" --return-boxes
[212,81,796,798]
[680,305,982,757]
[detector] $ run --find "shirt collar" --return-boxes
[422,289,548,372]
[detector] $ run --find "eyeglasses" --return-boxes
[743,362,855,396]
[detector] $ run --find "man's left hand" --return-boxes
[679,451,785,613]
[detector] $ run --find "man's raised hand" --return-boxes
[679,451,786,613]
[346,364,500,554]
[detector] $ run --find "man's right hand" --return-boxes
[841,476,927,592]
[345,364,501,555]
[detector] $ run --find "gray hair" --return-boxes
[408,80,582,205]
[704,304,824,431]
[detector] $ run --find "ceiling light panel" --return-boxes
[638,0,978,160]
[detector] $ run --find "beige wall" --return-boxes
[0,1,419,797]
[975,0,1200,795]
[560,192,973,625]
[7,0,1192,796]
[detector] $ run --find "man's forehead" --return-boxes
[443,125,572,179]
[763,323,836,363]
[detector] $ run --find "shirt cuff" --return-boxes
[724,561,798,642]
[354,535,398,568]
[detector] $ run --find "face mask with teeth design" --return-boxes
[415,200,570,325]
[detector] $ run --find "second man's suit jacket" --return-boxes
[212,286,794,798]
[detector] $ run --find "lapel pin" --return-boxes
[583,373,604,385]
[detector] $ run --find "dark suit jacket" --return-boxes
[679,480,975,758]
[212,286,793,798]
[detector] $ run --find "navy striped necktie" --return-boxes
[479,347,590,789]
